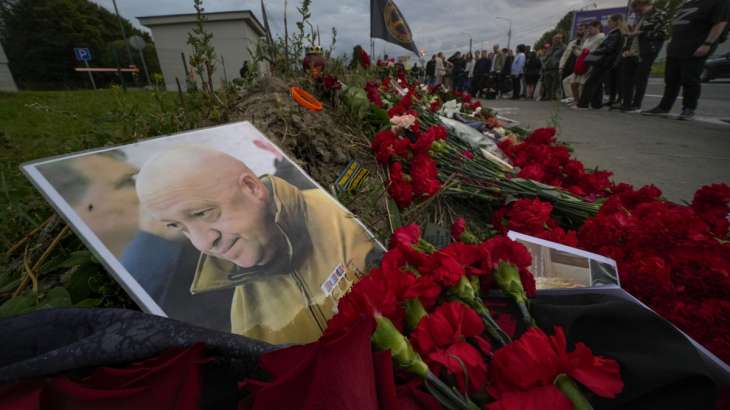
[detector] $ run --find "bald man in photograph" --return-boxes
[136,145,379,344]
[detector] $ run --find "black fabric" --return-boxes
[1,294,727,409]
[667,0,729,59]
[621,53,659,109]
[524,55,542,76]
[659,56,706,110]
[606,62,623,104]
[426,60,435,77]
[620,56,640,109]
[511,75,522,99]
[531,293,729,410]
[0,308,275,384]
[578,66,610,108]
[591,29,625,70]
[637,8,668,57]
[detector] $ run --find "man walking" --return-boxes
[643,0,728,120]
[542,33,566,100]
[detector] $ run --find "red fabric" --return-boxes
[0,344,208,410]
[243,317,395,410]
[574,49,590,75]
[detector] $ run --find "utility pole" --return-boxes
[496,17,512,50]
[112,0,135,68]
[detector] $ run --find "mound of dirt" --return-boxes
[232,77,390,239]
[233,77,373,185]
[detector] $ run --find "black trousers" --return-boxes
[578,66,609,108]
[659,57,706,111]
[621,54,659,109]
[620,56,639,109]
[606,63,622,104]
[633,53,658,108]
[511,75,522,99]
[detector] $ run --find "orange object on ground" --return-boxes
[290,87,323,112]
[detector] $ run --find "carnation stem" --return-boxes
[473,302,511,346]
[554,374,594,410]
[424,371,482,410]
[517,301,536,328]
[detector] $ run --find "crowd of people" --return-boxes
[421,0,728,120]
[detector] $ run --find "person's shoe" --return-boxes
[642,106,670,116]
[677,108,695,121]
[561,97,574,104]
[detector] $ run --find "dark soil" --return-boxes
[231,77,392,241]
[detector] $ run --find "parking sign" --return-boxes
[73,48,92,62]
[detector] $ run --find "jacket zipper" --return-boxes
[291,269,327,332]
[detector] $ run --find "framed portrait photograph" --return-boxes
[507,231,620,290]
[22,122,384,345]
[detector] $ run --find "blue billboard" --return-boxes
[570,7,630,39]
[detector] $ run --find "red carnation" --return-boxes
[482,236,535,297]
[451,217,466,241]
[518,164,546,181]
[525,128,557,145]
[489,326,623,405]
[411,154,441,197]
[691,183,730,237]
[388,162,414,208]
[410,301,490,393]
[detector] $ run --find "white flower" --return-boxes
[439,99,462,118]
[390,114,417,131]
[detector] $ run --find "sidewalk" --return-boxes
[486,99,730,202]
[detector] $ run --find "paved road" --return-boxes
[485,97,730,203]
[643,78,730,122]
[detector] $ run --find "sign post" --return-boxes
[74,48,96,90]
[129,35,151,87]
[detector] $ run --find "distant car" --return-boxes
[702,52,730,82]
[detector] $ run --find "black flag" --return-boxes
[370,0,419,55]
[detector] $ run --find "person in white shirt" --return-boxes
[560,23,588,103]
[511,45,527,99]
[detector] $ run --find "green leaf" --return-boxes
[37,287,72,310]
[0,295,36,319]
[64,264,98,303]
[74,298,102,308]
[56,250,97,269]
[0,277,21,294]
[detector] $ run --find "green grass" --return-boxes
[0,89,175,248]
[0,88,182,315]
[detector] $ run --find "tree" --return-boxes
[534,11,573,50]
[0,0,160,89]
[187,0,216,94]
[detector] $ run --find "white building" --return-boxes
[138,10,265,91]
[0,42,18,92]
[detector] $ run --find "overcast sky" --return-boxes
[92,0,627,57]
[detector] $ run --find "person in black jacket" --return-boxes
[643,0,729,120]
[576,15,627,109]
[621,0,668,112]
[425,55,436,85]
[448,52,466,91]
[524,51,542,99]
[500,48,514,97]
[471,50,492,97]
